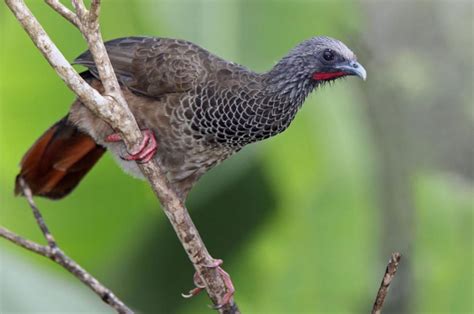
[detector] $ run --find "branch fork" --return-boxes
[0,178,133,314]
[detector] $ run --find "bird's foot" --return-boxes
[182,258,235,309]
[104,129,157,163]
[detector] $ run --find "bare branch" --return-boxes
[45,0,79,27]
[4,0,239,312]
[89,0,101,23]
[372,252,402,314]
[0,227,51,256]
[4,0,142,150]
[18,177,57,248]
[71,0,87,21]
[0,182,133,314]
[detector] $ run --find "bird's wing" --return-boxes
[74,36,212,97]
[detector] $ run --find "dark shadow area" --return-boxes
[112,159,276,313]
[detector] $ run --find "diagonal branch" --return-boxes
[4,0,239,312]
[6,0,141,147]
[45,0,79,27]
[0,226,51,256]
[0,179,133,314]
[371,252,402,314]
[19,178,57,248]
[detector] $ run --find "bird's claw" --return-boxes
[105,129,157,163]
[182,258,235,309]
[181,287,203,299]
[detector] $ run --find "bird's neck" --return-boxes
[221,62,317,145]
[261,58,317,111]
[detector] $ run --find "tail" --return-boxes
[15,117,106,199]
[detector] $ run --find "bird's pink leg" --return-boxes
[182,258,235,309]
[104,129,157,163]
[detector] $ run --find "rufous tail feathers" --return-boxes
[15,117,105,199]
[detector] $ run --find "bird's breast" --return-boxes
[182,87,299,148]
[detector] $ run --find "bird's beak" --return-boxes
[336,61,367,80]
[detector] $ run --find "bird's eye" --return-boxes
[323,49,335,61]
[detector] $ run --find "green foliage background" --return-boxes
[1,1,472,313]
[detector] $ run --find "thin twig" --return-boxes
[0,180,133,314]
[0,226,51,256]
[4,0,239,312]
[18,177,57,248]
[45,0,80,27]
[371,252,402,314]
[89,0,100,23]
[71,0,87,21]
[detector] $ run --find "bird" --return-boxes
[15,35,366,201]
[14,36,366,305]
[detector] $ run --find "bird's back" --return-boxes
[74,36,256,97]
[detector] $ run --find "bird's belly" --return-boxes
[157,139,235,181]
[104,134,234,184]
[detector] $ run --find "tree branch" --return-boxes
[371,252,402,314]
[20,177,57,248]
[4,0,238,312]
[0,226,51,256]
[0,178,133,314]
[45,0,79,27]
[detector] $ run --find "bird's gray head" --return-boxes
[266,36,366,101]
[273,36,366,82]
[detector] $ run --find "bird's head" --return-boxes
[291,36,366,82]
[270,36,367,85]
[266,36,366,103]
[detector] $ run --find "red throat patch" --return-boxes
[312,71,346,81]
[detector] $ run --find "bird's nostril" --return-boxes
[351,62,359,68]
